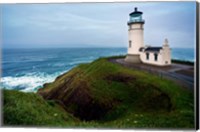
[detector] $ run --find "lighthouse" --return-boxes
[125,7,145,63]
[124,7,171,66]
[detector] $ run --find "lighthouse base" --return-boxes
[125,54,141,63]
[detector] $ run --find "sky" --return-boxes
[1,2,196,48]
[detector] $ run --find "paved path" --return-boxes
[109,58,194,90]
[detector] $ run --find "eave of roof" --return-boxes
[129,11,143,16]
[144,47,162,52]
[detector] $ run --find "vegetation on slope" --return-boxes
[171,59,194,66]
[3,90,78,127]
[3,57,194,128]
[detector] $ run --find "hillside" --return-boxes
[3,57,194,128]
[3,90,78,127]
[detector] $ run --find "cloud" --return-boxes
[2,2,196,48]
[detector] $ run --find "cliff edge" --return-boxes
[37,57,194,127]
[3,57,194,128]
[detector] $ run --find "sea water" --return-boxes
[1,47,195,92]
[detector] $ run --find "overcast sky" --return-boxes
[2,2,196,48]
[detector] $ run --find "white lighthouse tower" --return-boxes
[124,7,171,66]
[125,7,145,63]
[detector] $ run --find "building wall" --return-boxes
[162,46,171,65]
[140,52,163,66]
[140,48,171,66]
[127,23,144,55]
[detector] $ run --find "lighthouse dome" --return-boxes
[128,7,144,25]
[129,7,143,16]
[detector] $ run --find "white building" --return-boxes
[125,7,171,66]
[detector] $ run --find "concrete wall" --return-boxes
[161,46,171,65]
[140,51,163,66]
[127,23,144,55]
[140,47,171,66]
[125,54,141,63]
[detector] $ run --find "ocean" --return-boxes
[1,47,195,92]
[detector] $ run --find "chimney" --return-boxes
[135,7,138,12]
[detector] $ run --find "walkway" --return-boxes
[109,58,194,90]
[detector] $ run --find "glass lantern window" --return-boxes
[128,12,144,24]
[130,16,142,21]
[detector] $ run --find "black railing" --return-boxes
[128,19,145,24]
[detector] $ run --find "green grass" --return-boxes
[3,57,195,128]
[3,90,78,127]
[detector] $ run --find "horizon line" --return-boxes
[1,46,195,49]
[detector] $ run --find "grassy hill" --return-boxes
[3,90,78,127]
[3,57,194,128]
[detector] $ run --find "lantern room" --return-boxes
[128,7,144,25]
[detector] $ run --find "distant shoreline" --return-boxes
[171,59,194,65]
[107,55,195,65]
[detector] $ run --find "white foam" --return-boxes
[1,71,66,92]
[3,55,57,64]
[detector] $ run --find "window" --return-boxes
[129,41,132,48]
[146,53,149,60]
[154,53,158,61]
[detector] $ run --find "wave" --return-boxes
[1,48,195,93]
[2,55,57,64]
[1,71,66,92]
